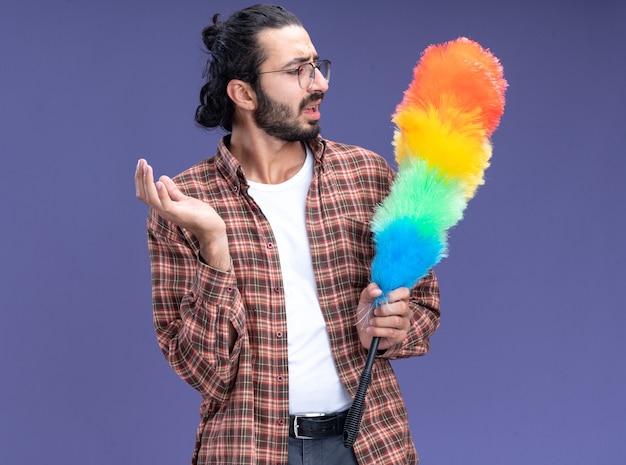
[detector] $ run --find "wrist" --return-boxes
[199,235,230,271]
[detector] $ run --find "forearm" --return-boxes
[196,229,237,351]
[148,214,243,403]
[156,272,243,401]
[198,230,231,272]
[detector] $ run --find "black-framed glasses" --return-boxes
[258,59,331,89]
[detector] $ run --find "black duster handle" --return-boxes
[343,336,380,448]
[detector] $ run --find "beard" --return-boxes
[254,87,324,142]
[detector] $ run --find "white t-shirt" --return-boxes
[247,148,352,414]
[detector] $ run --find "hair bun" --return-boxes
[201,13,222,52]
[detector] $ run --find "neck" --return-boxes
[229,128,307,184]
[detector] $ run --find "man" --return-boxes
[135,4,440,464]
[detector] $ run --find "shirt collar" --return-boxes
[214,135,327,195]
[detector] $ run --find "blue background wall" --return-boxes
[1,0,624,463]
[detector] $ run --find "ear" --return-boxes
[226,79,257,111]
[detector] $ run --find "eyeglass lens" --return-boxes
[299,61,331,88]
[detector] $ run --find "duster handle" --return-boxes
[343,336,380,448]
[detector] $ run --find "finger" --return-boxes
[375,299,405,316]
[155,178,175,211]
[154,175,189,215]
[370,314,407,330]
[366,282,383,302]
[367,325,404,342]
[136,159,163,208]
[158,175,184,202]
[358,283,382,310]
[141,163,164,208]
[386,286,410,303]
[135,159,147,200]
[374,300,392,316]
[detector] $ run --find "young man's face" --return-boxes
[254,25,329,142]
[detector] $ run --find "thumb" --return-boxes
[158,176,184,201]
[366,282,383,301]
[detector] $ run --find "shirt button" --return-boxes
[274,286,280,293]
[276,331,283,338]
[278,419,285,426]
[226,286,233,292]
[267,242,274,249]
[277,375,284,382]
[232,185,239,192]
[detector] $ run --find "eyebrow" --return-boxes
[279,54,320,69]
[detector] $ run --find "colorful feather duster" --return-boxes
[371,37,507,298]
[344,37,507,448]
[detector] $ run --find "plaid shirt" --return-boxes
[147,136,440,465]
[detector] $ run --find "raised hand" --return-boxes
[135,159,231,271]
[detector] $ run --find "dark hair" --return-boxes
[194,4,302,132]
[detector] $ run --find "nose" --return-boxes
[309,66,329,92]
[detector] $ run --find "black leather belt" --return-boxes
[289,410,349,439]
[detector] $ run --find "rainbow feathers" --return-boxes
[371,37,507,295]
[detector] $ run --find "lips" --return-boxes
[304,102,320,112]
[302,97,323,120]
[301,93,324,111]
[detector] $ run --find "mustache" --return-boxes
[300,92,325,110]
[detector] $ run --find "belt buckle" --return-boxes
[293,412,326,439]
